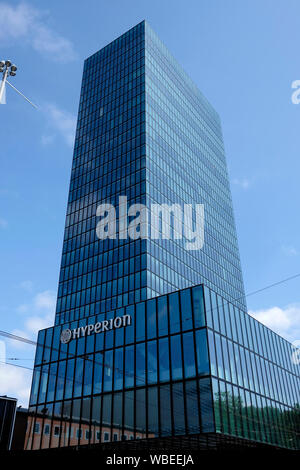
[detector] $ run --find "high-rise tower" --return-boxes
[55,20,246,328]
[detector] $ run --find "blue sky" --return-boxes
[0,0,299,405]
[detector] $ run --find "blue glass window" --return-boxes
[228,341,237,384]
[93,352,103,394]
[195,329,209,376]
[240,312,248,349]
[169,292,180,334]
[160,385,172,436]
[125,345,134,388]
[170,334,183,380]
[234,308,243,344]
[185,380,200,434]
[113,392,122,431]
[207,329,217,376]
[30,366,41,405]
[125,305,134,344]
[51,327,60,362]
[182,332,196,378]
[114,347,124,390]
[221,337,231,382]
[86,329,95,354]
[83,356,93,396]
[215,333,224,380]
[35,330,45,365]
[203,286,213,328]
[115,308,125,347]
[199,378,214,432]
[229,304,237,342]
[95,314,105,351]
[239,346,248,389]
[173,382,185,435]
[217,296,226,336]
[211,292,220,332]
[55,361,66,401]
[103,350,113,392]
[136,343,146,386]
[158,337,170,382]
[234,344,243,387]
[74,357,84,397]
[147,340,157,384]
[124,391,134,434]
[219,380,229,433]
[65,359,75,399]
[180,289,193,331]
[192,286,205,328]
[223,301,232,339]
[102,394,112,432]
[136,388,146,435]
[148,386,159,437]
[157,295,168,336]
[136,302,145,342]
[105,311,115,349]
[47,363,57,402]
[147,299,157,339]
[43,329,53,363]
[76,333,85,356]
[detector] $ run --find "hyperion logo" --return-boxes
[96,196,205,251]
[60,314,132,344]
[60,329,72,344]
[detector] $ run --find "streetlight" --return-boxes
[0,60,17,103]
[0,59,37,108]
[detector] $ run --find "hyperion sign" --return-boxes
[60,314,132,344]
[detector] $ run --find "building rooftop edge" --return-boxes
[38,282,297,349]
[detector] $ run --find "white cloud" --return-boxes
[41,134,55,146]
[0,217,8,228]
[34,290,56,312]
[25,315,52,336]
[20,280,34,292]
[16,290,55,339]
[9,329,32,351]
[16,303,29,314]
[0,2,76,62]
[44,103,76,147]
[2,289,56,406]
[0,362,32,407]
[32,23,76,60]
[232,178,251,190]
[249,304,300,343]
[16,289,55,316]
[0,2,34,38]
[282,245,299,257]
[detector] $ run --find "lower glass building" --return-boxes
[25,284,299,451]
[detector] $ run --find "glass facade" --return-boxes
[26,22,299,451]
[25,284,299,450]
[56,21,147,326]
[144,23,245,309]
[0,397,17,450]
[204,286,300,449]
[55,20,246,328]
